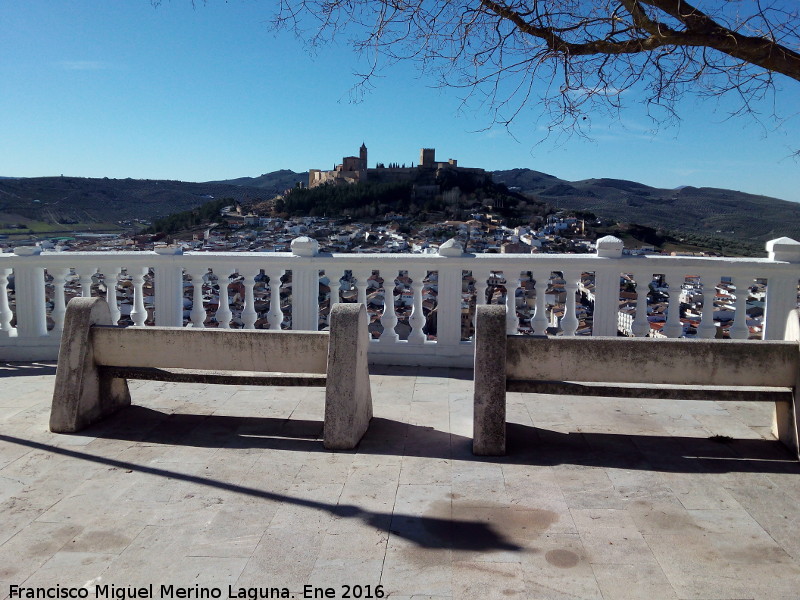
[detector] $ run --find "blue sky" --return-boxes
[1,1,799,203]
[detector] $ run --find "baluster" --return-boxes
[266,269,284,330]
[241,269,258,330]
[631,270,652,337]
[379,271,399,343]
[472,269,490,331]
[79,268,96,297]
[353,268,371,307]
[329,270,342,308]
[407,267,427,344]
[51,268,70,333]
[505,272,519,335]
[662,272,684,338]
[130,268,148,327]
[215,271,233,329]
[104,267,121,325]
[188,268,207,328]
[0,268,13,334]
[352,268,372,340]
[730,275,751,340]
[560,270,579,336]
[531,272,550,336]
[697,274,718,339]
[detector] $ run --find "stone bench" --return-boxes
[473,304,800,458]
[50,297,373,450]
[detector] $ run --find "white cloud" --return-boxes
[58,60,111,71]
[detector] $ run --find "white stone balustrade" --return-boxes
[0,236,797,365]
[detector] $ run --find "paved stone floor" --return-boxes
[1,362,800,600]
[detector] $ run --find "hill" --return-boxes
[206,169,306,192]
[493,169,800,242]
[2,169,796,248]
[0,176,280,234]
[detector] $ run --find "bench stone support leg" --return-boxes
[775,314,800,459]
[773,340,800,460]
[324,303,373,449]
[773,398,800,460]
[473,304,507,456]
[50,297,130,433]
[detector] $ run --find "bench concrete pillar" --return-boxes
[775,308,800,459]
[324,303,373,450]
[473,304,507,456]
[50,297,131,433]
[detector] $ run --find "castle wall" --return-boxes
[309,145,487,189]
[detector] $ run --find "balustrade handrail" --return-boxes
[1,235,798,365]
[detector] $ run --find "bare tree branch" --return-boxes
[272,0,800,132]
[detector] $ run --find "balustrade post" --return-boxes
[290,237,321,331]
[560,270,579,336]
[593,236,624,336]
[407,267,427,344]
[153,246,184,327]
[13,247,48,338]
[0,267,14,334]
[764,238,800,340]
[531,273,550,336]
[437,239,465,347]
[631,270,652,337]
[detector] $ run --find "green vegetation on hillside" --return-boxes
[594,223,763,257]
[145,198,231,234]
[0,221,124,236]
[279,177,547,221]
[281,182,413,218]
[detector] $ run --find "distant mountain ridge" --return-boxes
[492,168,800,242]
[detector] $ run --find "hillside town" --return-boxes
[1,205,770,343]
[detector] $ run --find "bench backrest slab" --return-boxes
[91,326,329,374]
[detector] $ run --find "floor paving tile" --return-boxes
[0,366,799,600]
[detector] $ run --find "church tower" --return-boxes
[359,142,368,170]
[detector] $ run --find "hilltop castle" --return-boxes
[308,144,487,189]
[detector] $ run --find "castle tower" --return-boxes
[420,148,435,168]
[359,142,368,170]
